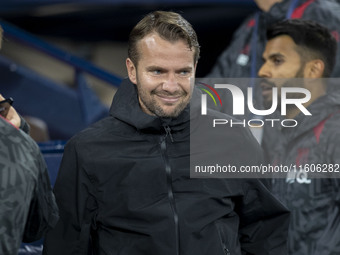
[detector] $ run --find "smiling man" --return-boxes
[259,19,340,255]
[43,11,290,255]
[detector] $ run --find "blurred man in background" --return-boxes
[259,19,340,254]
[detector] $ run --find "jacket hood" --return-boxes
[109,78,195,133]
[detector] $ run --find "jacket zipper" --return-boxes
[160,125,179,255]
[224,247,230,255]
[164,125,174,142]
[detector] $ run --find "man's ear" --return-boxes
[126,58,137,84]
[305,59,325,78]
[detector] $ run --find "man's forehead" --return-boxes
[264,35,298,57]
[137,33,195,63]
[138,33,190,49]
[267,35,296,50]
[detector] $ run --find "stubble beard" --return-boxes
[136,79,190,118]
[262,64,306,112]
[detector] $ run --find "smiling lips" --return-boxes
[156,94,181,104]
[154,90,186,104]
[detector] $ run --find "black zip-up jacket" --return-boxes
[264,93,340,255]
[44,79,289,255]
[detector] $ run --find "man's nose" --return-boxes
[258,63,271,78]
[162,73,180,92]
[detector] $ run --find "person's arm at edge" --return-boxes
[235,128,289,255]
[22,144,59,242]
[237,178,290,255]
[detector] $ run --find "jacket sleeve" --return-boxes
[237,179,290,255]
[43,138,97,255]
[313,130,340,254]
[206,0,287,79]
[207,16,253,78]
[22,148,59,242]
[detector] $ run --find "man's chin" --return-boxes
[157,109,180,118]
[154,104,185,118]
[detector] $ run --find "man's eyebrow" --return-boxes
[268,52,285,59]
[146,66,193,71]
[146,66,166,71]
[262,52,285,62]
[177,66,193,71]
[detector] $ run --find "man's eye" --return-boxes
[273,58,283,65]
[179,70,190,76]
[152,70,162,75]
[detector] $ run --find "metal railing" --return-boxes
[0,19,122,87]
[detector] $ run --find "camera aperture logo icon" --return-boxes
[198,82,222,114]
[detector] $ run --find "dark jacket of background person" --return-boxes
[208,0,340,79]
[43,79,290,255]
[264,92,340,255]
[0,116,59,255]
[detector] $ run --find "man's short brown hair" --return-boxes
[128,11,200,66]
